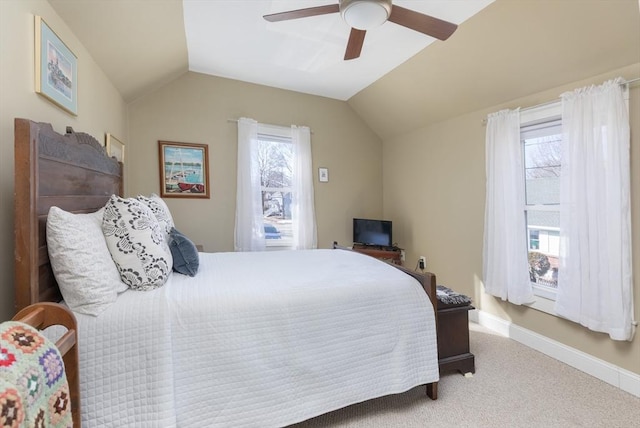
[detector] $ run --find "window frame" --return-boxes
[520,101,562,314]
[256,124,294,250]
[522,118,562,301]
[517,85,629,316]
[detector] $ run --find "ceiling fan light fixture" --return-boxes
[340,0,392,30]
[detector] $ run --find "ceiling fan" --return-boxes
[263,0,458,60]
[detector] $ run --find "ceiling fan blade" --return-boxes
[388,5,457,40]
[263,4,340,22]
[344,28,366,60]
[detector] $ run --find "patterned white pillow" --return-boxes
[102,195,173,291]
[46,206,126,316]
[137,193,175,238]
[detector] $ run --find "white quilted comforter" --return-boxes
[75,249,438,427]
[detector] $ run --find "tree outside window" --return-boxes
[257,137,293,247]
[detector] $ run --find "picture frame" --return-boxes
[35,16,78,115]
[158,141,210,199]
[106,133,125,163]
[318,167,329,183]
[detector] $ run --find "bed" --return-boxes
[13,118,440,427]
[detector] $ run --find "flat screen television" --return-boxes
[353,218,392,247]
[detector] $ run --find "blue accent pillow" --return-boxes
[169,227,199,276]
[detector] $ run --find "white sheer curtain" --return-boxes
[291,125,317,250]
[235,117,265,251]
[555,78,635,341]
[483,108,534,304]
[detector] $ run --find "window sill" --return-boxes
[525,294,556,316]
[265,242,294,251]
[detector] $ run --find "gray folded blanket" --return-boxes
[436,285,472,305]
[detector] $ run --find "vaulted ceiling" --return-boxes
[49,0,640,140]
[181,0,494,101]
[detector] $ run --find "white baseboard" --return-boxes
[469,309,640,398]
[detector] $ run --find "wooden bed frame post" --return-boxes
[14,119,40,311]
[392,261,439,400]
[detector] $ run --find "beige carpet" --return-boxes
[290,323,640,428]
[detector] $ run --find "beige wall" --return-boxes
[0,0,126,321]
[383,64,640,374]
[127,71,383,252]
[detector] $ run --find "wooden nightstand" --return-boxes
[437,299,475,375]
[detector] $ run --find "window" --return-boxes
[487,79,633,337]
[257,131,294,248]
[522,119,561,299]
[235,118,317,252]
[519,84,630,304]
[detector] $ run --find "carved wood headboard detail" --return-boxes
[13,118,123,313]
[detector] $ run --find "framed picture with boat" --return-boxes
[158,140,210,198]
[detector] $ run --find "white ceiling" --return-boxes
[184,0,494,100]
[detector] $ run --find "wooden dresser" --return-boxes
[352,244,403,265]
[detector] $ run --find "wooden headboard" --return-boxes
[13,118,123,313]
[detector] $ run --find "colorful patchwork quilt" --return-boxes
[0,321,72,428]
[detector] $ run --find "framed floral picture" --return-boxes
[35,16,78,115]
[158,141,210,198]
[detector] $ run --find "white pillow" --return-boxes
[46,207,126,316]
[137,193,175,238]
[102,195,172,291]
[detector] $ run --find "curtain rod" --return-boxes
[482,77,639,125]
[227,118,313,133]
[515,77,639,113]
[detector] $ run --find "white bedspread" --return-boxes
[75,249,438,427]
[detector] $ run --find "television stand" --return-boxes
[352,244,403,266]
